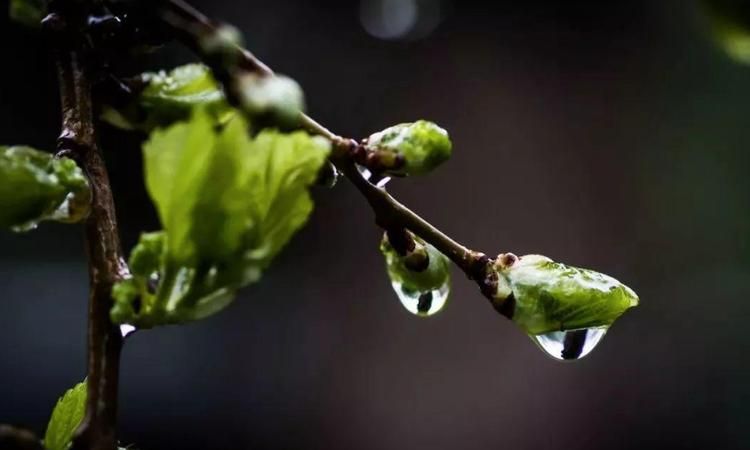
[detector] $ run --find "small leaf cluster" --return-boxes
[111,109,330,327]
[102,64,233,132]
[0,146,89,231]
[103,63,303,132]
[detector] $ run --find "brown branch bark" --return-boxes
[49,6,129,450]
[0,425,44,450]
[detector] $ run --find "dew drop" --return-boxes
[531,327,608,361]
[357,164,391,188]
[119,324,137,338]
[391,280,449,317]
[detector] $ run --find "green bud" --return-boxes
[111,278,139,325]
[380,234,450,295]
[491,253,638,335]
[0,146,89,231]
[236,73,305,128]
[366,120,452,176]
[128,231,165,277]
[199,24,244,63]
[702,0,750,64]
[110,231,168,327]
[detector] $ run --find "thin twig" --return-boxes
[155,0,495,290]
[0,425,44,450]
[48,5,129,450]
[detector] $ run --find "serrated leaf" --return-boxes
[44,381,86,450]
[113,111,330,327]
[0,146,89,231]
[239,128,330,269]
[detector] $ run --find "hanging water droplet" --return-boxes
[531,327,608,361]
[316,162,341,188]
[357,164,391,188]
[119,324,137,338]
[391,280,449,317]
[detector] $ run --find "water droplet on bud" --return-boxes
[531,327,607,361]
[391,280,449,317]
[316,162,340,188]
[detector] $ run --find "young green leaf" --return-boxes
[9,0,45,28]
[365,120,452,176]
[44,381,86,450]
[490,254,639,335]
[101,64,233,132]
[0,146,90,231]
[101,64,305,132]
[112,110,330,327]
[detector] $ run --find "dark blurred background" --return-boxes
[2,0,750,449]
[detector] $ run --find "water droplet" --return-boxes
[10,221,39,233]
[49,193,76,222]
[391,280,449,317]
[357,164,391,188]
[316,162,340,188]
[119,324,137,338]
[531,327,607,361]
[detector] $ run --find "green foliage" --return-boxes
[702,0,750,64]
[492,254,639,335]
[9,0,45,28]
[380,234,451,296]
[44,381,86,450]
[102,64,233,132]
[102,64,304,132]
[111,110,330,327]
[366,120,452,176]
[0,146,89,231]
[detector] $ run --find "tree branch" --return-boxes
[48,6,129,450]
[0,425,44,450]
[155,0,496,293]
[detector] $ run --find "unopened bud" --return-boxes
[366,120,452,176]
